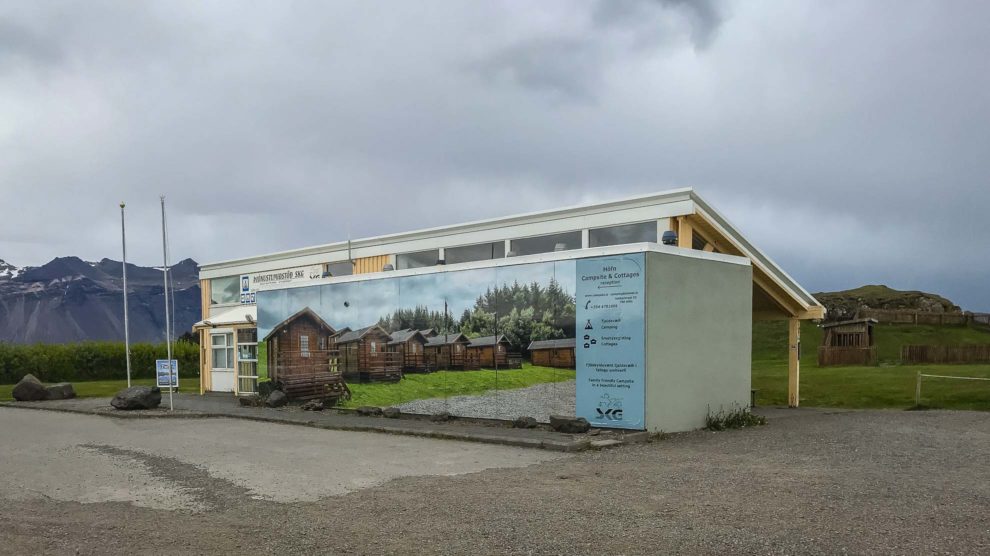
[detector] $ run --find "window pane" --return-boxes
[212,348,227,368]
[446,242,505,264]
[210,276,240,305]
[326,261,352,276]
[589,222,657,248]
[237,328,258,343]
[396,250,439,269]
[212,334,225,347]
[510,231,582,256]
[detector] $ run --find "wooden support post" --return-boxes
[788,318,800,407]
[677,217,693,249]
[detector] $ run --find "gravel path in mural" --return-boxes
[397,380,576,422]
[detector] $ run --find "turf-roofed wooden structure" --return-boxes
[262,307,349,401]
[387,328,429,372]
[527,338,576,368]
[337,325,402,382]
[818,318,878,366]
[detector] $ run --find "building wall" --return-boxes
[643,251,752,432]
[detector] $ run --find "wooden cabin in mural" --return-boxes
[261,308,350,402]
[262,307,338,381]
[528,338,576,368]
[423,333,475,370]
[818,318,878,366]
[387,329,429,373]
[466,335,519,368]
[337,325,402,382]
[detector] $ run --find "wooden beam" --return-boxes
[702,243,715,252]
[788,318,800,407]
[677,217,693,249]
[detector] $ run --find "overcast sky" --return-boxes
[1,1,987,310]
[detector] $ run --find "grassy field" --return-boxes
[753,321,990,410]
[341,364,575,409]
[0,377,200,401]
[3,322,988,411]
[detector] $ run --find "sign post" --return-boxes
[155,359,178,406]
[575,253,646,430]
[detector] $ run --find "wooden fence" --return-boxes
[856,309,969,325]
[818,346,878,367]
[901,344,990,364]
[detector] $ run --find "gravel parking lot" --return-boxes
[398,380,576,422]
[1,406,988,554]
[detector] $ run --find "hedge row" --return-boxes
[0,341,200,384]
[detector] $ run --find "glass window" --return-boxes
[326,261,352,277]
[589,222,657,248]
[396,250,439,269]
[509,231,582,256]
[210,276,240,305]
[211,332,234,369]
[446,242,506,264]
[370,341,377,353]
[300,335,310,358]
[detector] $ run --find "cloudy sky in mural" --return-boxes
[2,1,987,309]
[258,260,576,338]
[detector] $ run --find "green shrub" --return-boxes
[705,405,767,431]
[0,341,199,384]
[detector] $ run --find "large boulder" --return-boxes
[265,390,287,408]
[549,415,590,434]
[111,386,162,410]
[44,382,76,400]
[513,416,538,429]
[12,374,48,402]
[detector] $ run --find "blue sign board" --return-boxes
[575,253,646,429]
[155,359,178,388]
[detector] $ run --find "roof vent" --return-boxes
[553,243,568,252]
[435,258,446,265]
[661,230,678,246]
[506,251,517,258]
[382,264,394,271]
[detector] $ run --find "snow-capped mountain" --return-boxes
[0,256,201,344]
[0,259,21,280]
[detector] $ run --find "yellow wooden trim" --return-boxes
[788,318,800,407]
[702,243,715,252]
[200,279,210,320]
[353,255,391,274]
[676,217,693,249]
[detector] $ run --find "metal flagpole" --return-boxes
[160,196,173,411]
[120,202,132,388]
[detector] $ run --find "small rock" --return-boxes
[44,382,76,400]
[12,374,48,402]
[513,416,538,429]
[265,390,287,408]
[430,411,452,422]
[239,394,263,407]
[549,415,590,434]
[590,439,624,449]
[356,406,383,416]
[257,381,275,397]
[301,399,324,411]
[111,386,162,410]
[383,407,401,419]
[587,429,601,436]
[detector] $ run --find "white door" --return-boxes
[210,332,236,393]
[211,369,235,392]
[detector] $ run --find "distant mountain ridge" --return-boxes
[813,285,961,322]
[0,256,200,344]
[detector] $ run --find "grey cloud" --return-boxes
[0,19,63,67]
[0,1,988,311]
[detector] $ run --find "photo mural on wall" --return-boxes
[257,259,576,354]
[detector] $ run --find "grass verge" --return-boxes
[0,377,201,401]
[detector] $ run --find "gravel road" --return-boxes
[398,380,576,422]
[2,406,988,554]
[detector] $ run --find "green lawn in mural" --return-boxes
[340,363,575,409]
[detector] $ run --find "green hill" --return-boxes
[812,284,961,321]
